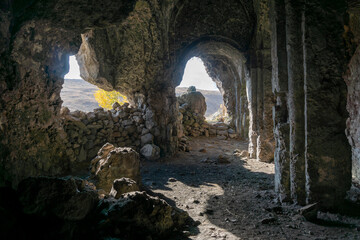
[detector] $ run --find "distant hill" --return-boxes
[61,80,223,116]
[61,79,100,112]
[175,87,223,117]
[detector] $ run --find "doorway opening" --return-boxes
[176,57,226,122]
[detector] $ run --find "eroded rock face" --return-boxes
[76,0,164,96]
[345,45,360,184]
[90,143,140,193]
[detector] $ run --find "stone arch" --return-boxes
[173,40,250,139]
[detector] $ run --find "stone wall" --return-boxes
[61,104,159,171]
[179,106,237,140]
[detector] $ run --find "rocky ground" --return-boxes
[142,137,360,240]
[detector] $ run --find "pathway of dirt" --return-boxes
[142,137,360,240]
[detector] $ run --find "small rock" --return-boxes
[217,135,227,140]
[109,178,140,198]
[298,202,319,221]
[205,208,214,215]
[140,144,160,160]
[199,148,206,153]
[260,217,277,224]
[141,133,154,145]
[112,102,121,110]
[217,155,231,164]
[168,177,177,182]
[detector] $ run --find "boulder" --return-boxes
[178,91,207,116]
[90,143,140,193]
[140,144,160,160]
[98,191,189,239]
[109,178,140,198]
[17,177,98,221]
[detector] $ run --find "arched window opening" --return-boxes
[176,57,225,122]
[61,55,127,112]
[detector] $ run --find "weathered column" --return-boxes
[256,48,275,163]
[303,0,351,208]
[247,60,258,159]
[284,0,306,205]
[270,0,352,208]
[238,63,249,139]
[270,0,291,202]
[250,0,275,162]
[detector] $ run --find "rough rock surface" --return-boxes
[345,45,360,184]
[2,176,191,240]
[17,177,98,221]
[98,191,190,239]
[90,143,140,193]
[109,177,140,198]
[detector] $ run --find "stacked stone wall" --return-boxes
[61,104,159,171]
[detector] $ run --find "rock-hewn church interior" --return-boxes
[1,0,360,239]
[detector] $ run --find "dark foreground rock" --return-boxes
[98,191,190,239]
[1,177,190,240]
[18,177,98,221]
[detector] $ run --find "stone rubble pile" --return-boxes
[179,106,209,137]
[180,110,238,139]
[177,87,238,141]
[61,103,161,169]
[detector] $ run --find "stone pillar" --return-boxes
[247,63,258,159]
[303,0,351,208]
[270,0,291,202]
[250,0,275,163]
[285,0,306,205]
[238,63,249,139]
[256,48,275,163]
[270,0,352,208]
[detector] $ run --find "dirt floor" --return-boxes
[142,137,360,240]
